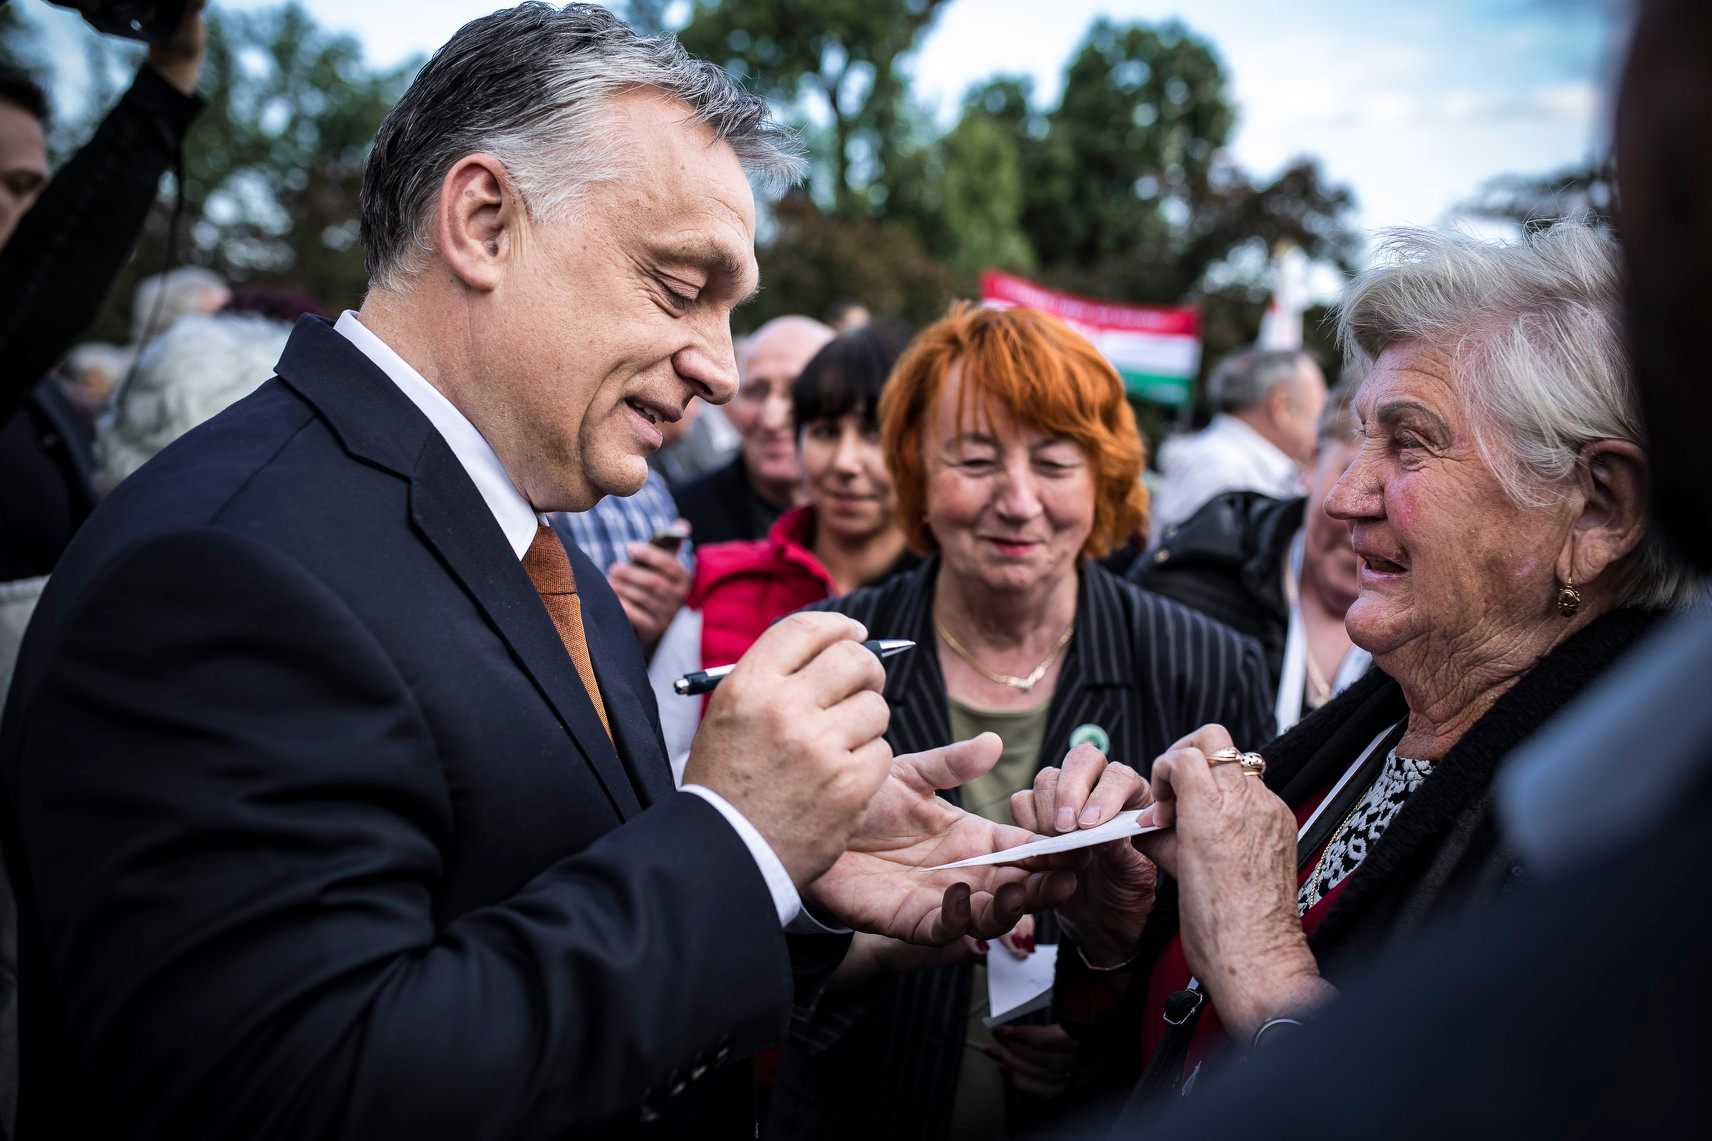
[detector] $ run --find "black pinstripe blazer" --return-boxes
[768,557,1271,1141]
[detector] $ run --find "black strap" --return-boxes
[1126,721,1407,1111]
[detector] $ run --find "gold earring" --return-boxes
[1555,572,1582,618]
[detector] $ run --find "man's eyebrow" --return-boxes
[1375,400,1450,437]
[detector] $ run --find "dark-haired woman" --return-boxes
[651,324,918,774]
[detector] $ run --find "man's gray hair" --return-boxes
[360,2,804,291]
[1337,221,1698,610]
[1206,347,1314,414]
[98,313,292,488]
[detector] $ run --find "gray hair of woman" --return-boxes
[1338,222,1698,610]
[97,312,292,490]
[359,1,803,292]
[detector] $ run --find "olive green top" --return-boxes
[944,693,1051,1140]
[947,694,1052,825]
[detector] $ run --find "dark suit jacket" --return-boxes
[768,558,1271,1141]
[1126,491,1304,694]
[0,317,798,1139]
[671,455,781,546]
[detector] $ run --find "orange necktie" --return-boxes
[522,523,613,741]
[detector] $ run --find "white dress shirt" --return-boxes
[1152,413,1305,535]
[333,311,804,925]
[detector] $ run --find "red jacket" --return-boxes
[688,506,839,669]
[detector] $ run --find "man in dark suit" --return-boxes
[0,7,1067,1138]
[672,315,833,544]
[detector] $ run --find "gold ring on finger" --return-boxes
[1239,752,1266,776]
[1204,747,1244,766]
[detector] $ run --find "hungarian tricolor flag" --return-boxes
[979,270,1201,407]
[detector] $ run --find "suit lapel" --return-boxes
[1038,567,1130,770]
[274,317,644,821]
[409,445,644,820]
[879,561,954,763]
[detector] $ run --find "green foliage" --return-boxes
[1459,158,1615,233]
[679,0,949,217]
[748,191,957,331]
[68,3,418,342]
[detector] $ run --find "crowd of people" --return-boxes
[0,2,1706,1140]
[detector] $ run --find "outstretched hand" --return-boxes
[807,734,1078,945]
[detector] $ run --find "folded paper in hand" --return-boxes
[926,809,1164,871]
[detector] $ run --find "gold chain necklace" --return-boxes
[934,616,1074,693]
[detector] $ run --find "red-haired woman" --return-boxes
[769,304,1271,1140]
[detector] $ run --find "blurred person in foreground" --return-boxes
[0,307,290,1135]
[769,304,1270,1141]
[1024,221,1699,1124]
[672,314,833,544]
[0,7,1074,1138]
[651,324,918,777]
[1151,347,1326,535]
[0,3,208,582]
[1131,387,1368,732]
[1060,7,1712,1137]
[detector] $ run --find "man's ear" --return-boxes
[1563,438,1650,586]
[434,153,520,293]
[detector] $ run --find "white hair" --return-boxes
[1338,222,1697,610]
[1206,347,1315,414]
[98,313,291,488]
[130,266,229,345]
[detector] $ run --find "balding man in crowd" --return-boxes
[0,7,1063,1138]
[673,314,834,544]
[1152,347,1328,536]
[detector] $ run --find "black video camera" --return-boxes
[34,0,191,45]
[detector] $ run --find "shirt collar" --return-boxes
[334,310,541,560]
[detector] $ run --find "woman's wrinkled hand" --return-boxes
[1011,744,1157,967]
[1133,725,1334,1041]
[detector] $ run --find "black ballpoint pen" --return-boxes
[673,638,916,696]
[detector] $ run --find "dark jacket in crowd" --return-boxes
[1126,490,1304,694]
[671,454,786,546]
[0,318,840,1139]
[1057,606,1662,1127]
[0,67,203,581]
[770,557,1272,1141]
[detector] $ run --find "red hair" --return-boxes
[881,302,1149,558]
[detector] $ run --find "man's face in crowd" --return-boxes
[0,100,49,246]
[470,90,759,512]
[1274,358,1329,466]
[728,320,833,494]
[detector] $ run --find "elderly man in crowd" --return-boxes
[673,314,834,544]
[0,6,1068,1139]
[1152,347,1327,535]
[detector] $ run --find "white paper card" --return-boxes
[925,809,1165,871]
[985,943,1059,1028]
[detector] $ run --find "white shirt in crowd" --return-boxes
[333,310,805,927]
[1152,413,1305,535]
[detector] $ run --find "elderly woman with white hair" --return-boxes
[1017,221,1700,1104]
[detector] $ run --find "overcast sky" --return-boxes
[23,0,1628,238]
